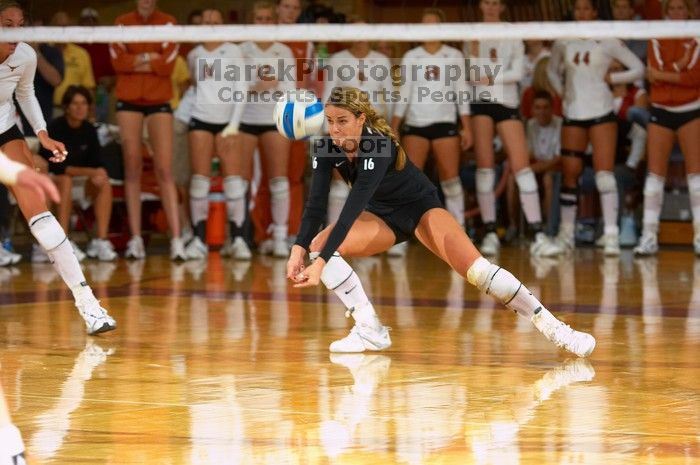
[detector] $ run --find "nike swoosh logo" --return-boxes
[344,285,357,295]
[335,161,345,167]
[8,65,18,71]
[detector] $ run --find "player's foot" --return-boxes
[601,233,620,256]
[534,359,596,401]
[634,231,658,256]
[0,246,21,265]
[170,237,187,261]
[86,238,117,262]
[222,236,252,260]
[531,308,595,357]
[330,322,392,353]
[124,235,146,260]
[539,227,575,257]
[75,292,117,335]
[529,232,549,256]
[0,424,25,465]
[184,236,208,260]
[480,232,500,256]
[386,241,408,257]
[272,238,289,258]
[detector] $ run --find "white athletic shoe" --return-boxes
[330,322,392,353]
[529,232,549,256]
[386,241,408,257]
[170,237,187,261]
[272,238,289,258]
[531,308,596,357]
[0,424,25,465]
[222,236,252,260]
[86,239,117,262]
[480,232,500,256]
[75,292,117,335]
[257,238,273,255]
[0,247,21,265]
[538,229,575,257]
[601,233,620,256]
[634,232,659,256]
[31,243,50,263]
[329,353,392,394]
[70,240,87,262]
[534,359,596,402]
[124,235,146,260]
[0,248,13,267]
[184,236,208,260]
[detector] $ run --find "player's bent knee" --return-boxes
[594,170,617,193]
[467,256,521,304]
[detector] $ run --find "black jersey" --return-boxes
[295,126,437,262]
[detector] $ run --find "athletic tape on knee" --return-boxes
[476,168,495,194]
[223,175,248,200]
[320,252,354,290]
[515,167,538,193]
[440,177,463,198]
[329,179,350,200]
[189,174,211,199]
[466,257,521,304]
[269,176,290,199]
[644,173,665,197]
[29,212,67,251]
[595,171,617,193]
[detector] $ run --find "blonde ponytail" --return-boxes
[326,87,407,170]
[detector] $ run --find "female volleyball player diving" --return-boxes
[286,86,595,358]
[0,2,116,334]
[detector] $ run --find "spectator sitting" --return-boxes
[39,86,117,261]
[50,11,96,117]
[507,91,562,238]
[520,57,562,119]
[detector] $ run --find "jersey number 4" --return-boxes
[572,51,590,65]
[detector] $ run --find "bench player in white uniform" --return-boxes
[464,0,547,256]
[543,0,643,256]
[0,3,116,334]
[390,8,472,256]
[183,8,249,260]
[322,15,394,226]
[238,2,296,258]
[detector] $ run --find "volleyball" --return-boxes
[273,90,325,140]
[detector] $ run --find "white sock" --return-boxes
[626,123,646,169]
[327,179,349,225]
[189,174,211,239]
[316,252,379,327]
[476,168,497,224]
[467,256,545,319]
[595,171,619,236]
[515,167,543,227]
[642,173,664,235]
[0,424,25,458]
[687,173,700,223]
[559,187,578,236]
[29,212,90,299]
[223,175,248,228]
[269,176,290,229]
[440,177,465,227]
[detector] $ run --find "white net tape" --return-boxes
[0,20,699,43]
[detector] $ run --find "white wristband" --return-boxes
[0,152,27,186]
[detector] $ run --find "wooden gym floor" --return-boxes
[0,246,698,464]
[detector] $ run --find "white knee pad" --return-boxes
[223,176,248,200]
[644,173,665,196]
[29,212,67,251]
[476,168,495,194]
[687,173,700,198]
[270,177,290,199]
[316,252,354,290]
[467,256,520,303]
[329,179,350,200]
[440,177,463,197]
[189,174,211,199]
[515,167,538,193]
[594,170,617,194]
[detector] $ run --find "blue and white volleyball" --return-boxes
[274,90,325,140]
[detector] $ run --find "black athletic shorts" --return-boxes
[367,189,443,244]
[0,125,25,147]
[116,100,172,115]
[649,106,700,131]
[562,112,617,128]
[239,123,278,136]
[401,122,459,140]
[188,117,228,135]
[470,102,521,123]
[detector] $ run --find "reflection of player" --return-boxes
[288,87,595,358]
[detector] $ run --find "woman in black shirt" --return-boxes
[41,86,116,261]
[288,86,595,358]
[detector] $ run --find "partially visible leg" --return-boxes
[187,130,215,243]
[220,133,254,259]
[309,211,397,352]
[678,118,700,254]
[53,175,74,232]
[0,379,25,465]
[432,135,464,227]
[414,208,595,357]
[327,171,350,225]
[472,116,499,242]
[115,111,145,239]
[147,112,180,238]
[590,122,620,255]
[400,135,430,170]
[260,131,291,257]
[87,169,112,240]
